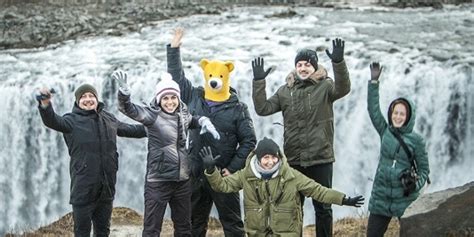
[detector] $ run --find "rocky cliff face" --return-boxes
[400,182,474,236]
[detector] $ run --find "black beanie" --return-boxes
[75,84,98,104]
[255,137,280,161]
[295,48,318,70]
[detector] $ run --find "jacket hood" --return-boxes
[388,97,416,133]
[285,64,328,88]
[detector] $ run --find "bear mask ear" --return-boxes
[200,59,210,71]
[224,61,234,73]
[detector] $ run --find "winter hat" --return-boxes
[295,48,318,70]
[75,84,98,104]
[155,72,181,102]
[255,137,280,161]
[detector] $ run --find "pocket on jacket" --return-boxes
[272,206,299,233]
[244,205,265,231]
[73,153,88,175]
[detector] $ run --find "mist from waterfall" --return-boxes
[0,5,472,234]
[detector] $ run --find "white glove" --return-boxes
[199,117,220,140]
[112,70,130,95]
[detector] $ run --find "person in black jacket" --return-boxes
[167,28,256,237]
[37,84,146,237]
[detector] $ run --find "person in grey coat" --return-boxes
[112,70,220,236]
[37,84,146,237]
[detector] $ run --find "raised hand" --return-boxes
[370,62,383,81]
[36,87,56,106]
[171,27,184,48]
[199,117,220,140]
[251,57,273,80]
[325,38,345,63]
[199,146,221,171]
[111,70,130,94]
[342,195,364,207]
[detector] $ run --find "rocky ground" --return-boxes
[6,207,400,236]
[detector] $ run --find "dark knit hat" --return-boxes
[255,137,280,161]
[295,48,318,70]
[75,84,98,104]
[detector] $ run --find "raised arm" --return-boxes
[326,38,351,101]
[251,57,281,116]
[367,62,387,136]
[37,88,73,133]
[167,27,196,104]
[112,70,157,126]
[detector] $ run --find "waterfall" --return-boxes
[0,5,472,234]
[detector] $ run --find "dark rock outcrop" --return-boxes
[400,181,474,237]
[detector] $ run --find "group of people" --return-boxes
[37,27,430,237]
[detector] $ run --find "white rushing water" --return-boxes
[0,5,473,234]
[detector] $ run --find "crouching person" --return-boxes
[202,137,364,237]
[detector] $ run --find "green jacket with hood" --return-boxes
[252,61,350,167]
[367,81,430,217]
[205,150,345,236]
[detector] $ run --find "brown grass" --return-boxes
[7,207,401,236]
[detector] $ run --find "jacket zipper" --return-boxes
[308,93,311,110]
[265,180,271,228]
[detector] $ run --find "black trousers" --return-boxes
[367,213,392,237]
[292,163,333,237]
[190,175,244,237]
[142,179,192,237]
[72,200,113,237]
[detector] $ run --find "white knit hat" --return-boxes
[155,72,181,102]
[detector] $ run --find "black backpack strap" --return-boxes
[391,129,418,173]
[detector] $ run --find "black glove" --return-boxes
[325,38,345,63]
[35,88,56,102]
[370,62,383,81]
[199,146,220,173]
[342,195,364,207]
[252,57,272,80]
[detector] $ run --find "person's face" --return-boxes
[160,94,179,113]
[296,60,316,80]
[260,154,279,170]
[391,103,408,128]
[78,92,98,111]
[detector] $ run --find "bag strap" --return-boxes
[391,129,431,184]
[391,129,418,173]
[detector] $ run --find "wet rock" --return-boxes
[266,8,298,18]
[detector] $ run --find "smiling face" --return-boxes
[259,154,280,170]
[159,93,179,113]
[391,103,408,128]
[78,92,98,111]
[296,60,316,80]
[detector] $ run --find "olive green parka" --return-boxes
[252,62,350,166]
[367,81,430,217]
[205,150,345,236]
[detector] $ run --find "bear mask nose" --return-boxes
[210,81,218,88]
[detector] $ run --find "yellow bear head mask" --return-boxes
[200,59,234,102]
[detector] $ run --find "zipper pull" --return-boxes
[392,160,397,168]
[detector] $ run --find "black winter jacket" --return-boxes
[38,102,146,205]
[167,45,256,177]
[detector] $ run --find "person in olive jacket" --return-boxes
[202,137,363,237]
[366,62,430,237]
[167,28,256,236]
[113,70,220,236]
[37,84,146,237]
[251,39,351,237]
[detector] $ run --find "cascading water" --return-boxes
[0,5,472,234]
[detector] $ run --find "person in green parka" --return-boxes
[367,62,430,237]
[201,137,364,237]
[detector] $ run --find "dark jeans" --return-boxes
[190,175,244,237]
[143,180,192,237]
[292,163,333,237]
[72,200,113,237]
[367,213,392,237]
